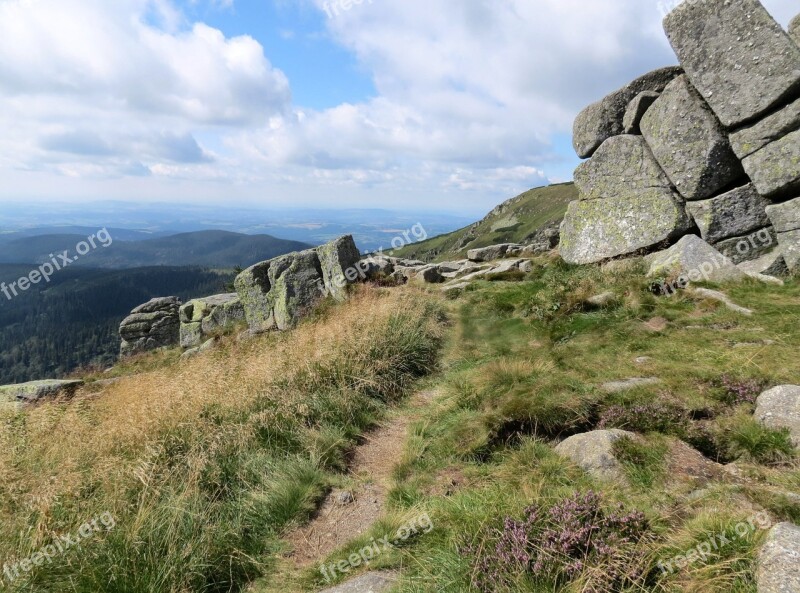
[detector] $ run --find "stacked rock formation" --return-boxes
[179,293,245,349]
[119,296,182,357]
[235,235,361,332]
[561,0,800,274]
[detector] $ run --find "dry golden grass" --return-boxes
[0,286,445,591]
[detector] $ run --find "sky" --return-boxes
[0,0,796,216]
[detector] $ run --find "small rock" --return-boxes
[318,571,399,593]
[758,523,800,593]
[691,288,753,316]
[755,385,800,447]
[586,291,616,307]
[555,429,636,482]
[600,378,661,393]
[335,490,355,506]
[634,357,652,364]
[622,90,660,134]
[646,235,745,284]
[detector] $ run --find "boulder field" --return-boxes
[562,0,800,273]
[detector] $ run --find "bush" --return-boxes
[466,491,651,593]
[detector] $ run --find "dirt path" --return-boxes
[285,390,434,569]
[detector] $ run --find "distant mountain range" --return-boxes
[0,230,312,269]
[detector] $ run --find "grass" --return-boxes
[0,287,445,592]
[2,253,799,593]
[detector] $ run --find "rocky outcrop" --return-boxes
[179,294,245,349]
[562,0,800,267]
[758,523,800,593]
[572,67,682,158]
[120,297,181,357]
[467,243,522,262]
[755,385,800,447]
[0,379,84,407]
[791,14,800,45]
[235,235,361,333]
[555,429,635,482]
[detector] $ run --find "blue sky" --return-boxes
[0,0,796,216]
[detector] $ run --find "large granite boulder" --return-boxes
[766,198,800,270]
[685,184,771,243]
[235,249,324,332]
[554,429,636,482]
[120,297,181,357]
[179,293,245,348]
[738,250,789,278]
[572,66,683,158]
[646,235,746,283]
[0,379,84,407]
[714,227,778,264]
[663,0,800,128]
[560,136,692,264]
[640,75,743,201]
[729,98,800,160]
[755,385,800,447]
[623,91,660,134]
[758,523,800,593]
[317,235,361,301]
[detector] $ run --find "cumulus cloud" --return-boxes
[0,0,796,209]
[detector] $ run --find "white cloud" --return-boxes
[0,0,796,211]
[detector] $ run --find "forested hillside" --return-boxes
[0,265,234,383]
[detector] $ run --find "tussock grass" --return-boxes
[0,287,445,592]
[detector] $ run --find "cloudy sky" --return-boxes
[0,0,795,215]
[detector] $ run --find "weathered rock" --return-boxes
[663,0,800,128]
[729,98,800,160]
[317,235,361,301]
[360,255,397,279]
[623,91,660,134]
[562,136,693,264]
[646,235,746,283]
[555,429,636,481]
[714,227,778,264]
[601,377,661,393]
[120,297,181,357]
[641,75,743,201]
[738,250,789,277]
[766,197,800,234]
[318,571,399,593]
[685,184,771,243]
[0,379,84,405]
[759,522,800,593]
[691,287,753,316]
[572,66,682,158]
[467,244,523,262]
[791,14,800,45]
[741,129,800,199]
[587,291,617,307]
[235,249,324,332]
[755,385,800,446]
[767,198,800,270]
[179,294,244,348]
[413,265,445,284]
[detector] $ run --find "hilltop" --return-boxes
[392,183,576,262]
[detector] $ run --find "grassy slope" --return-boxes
[260,259,800,593]
[392,183,577,262]
[2,262,799,593]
